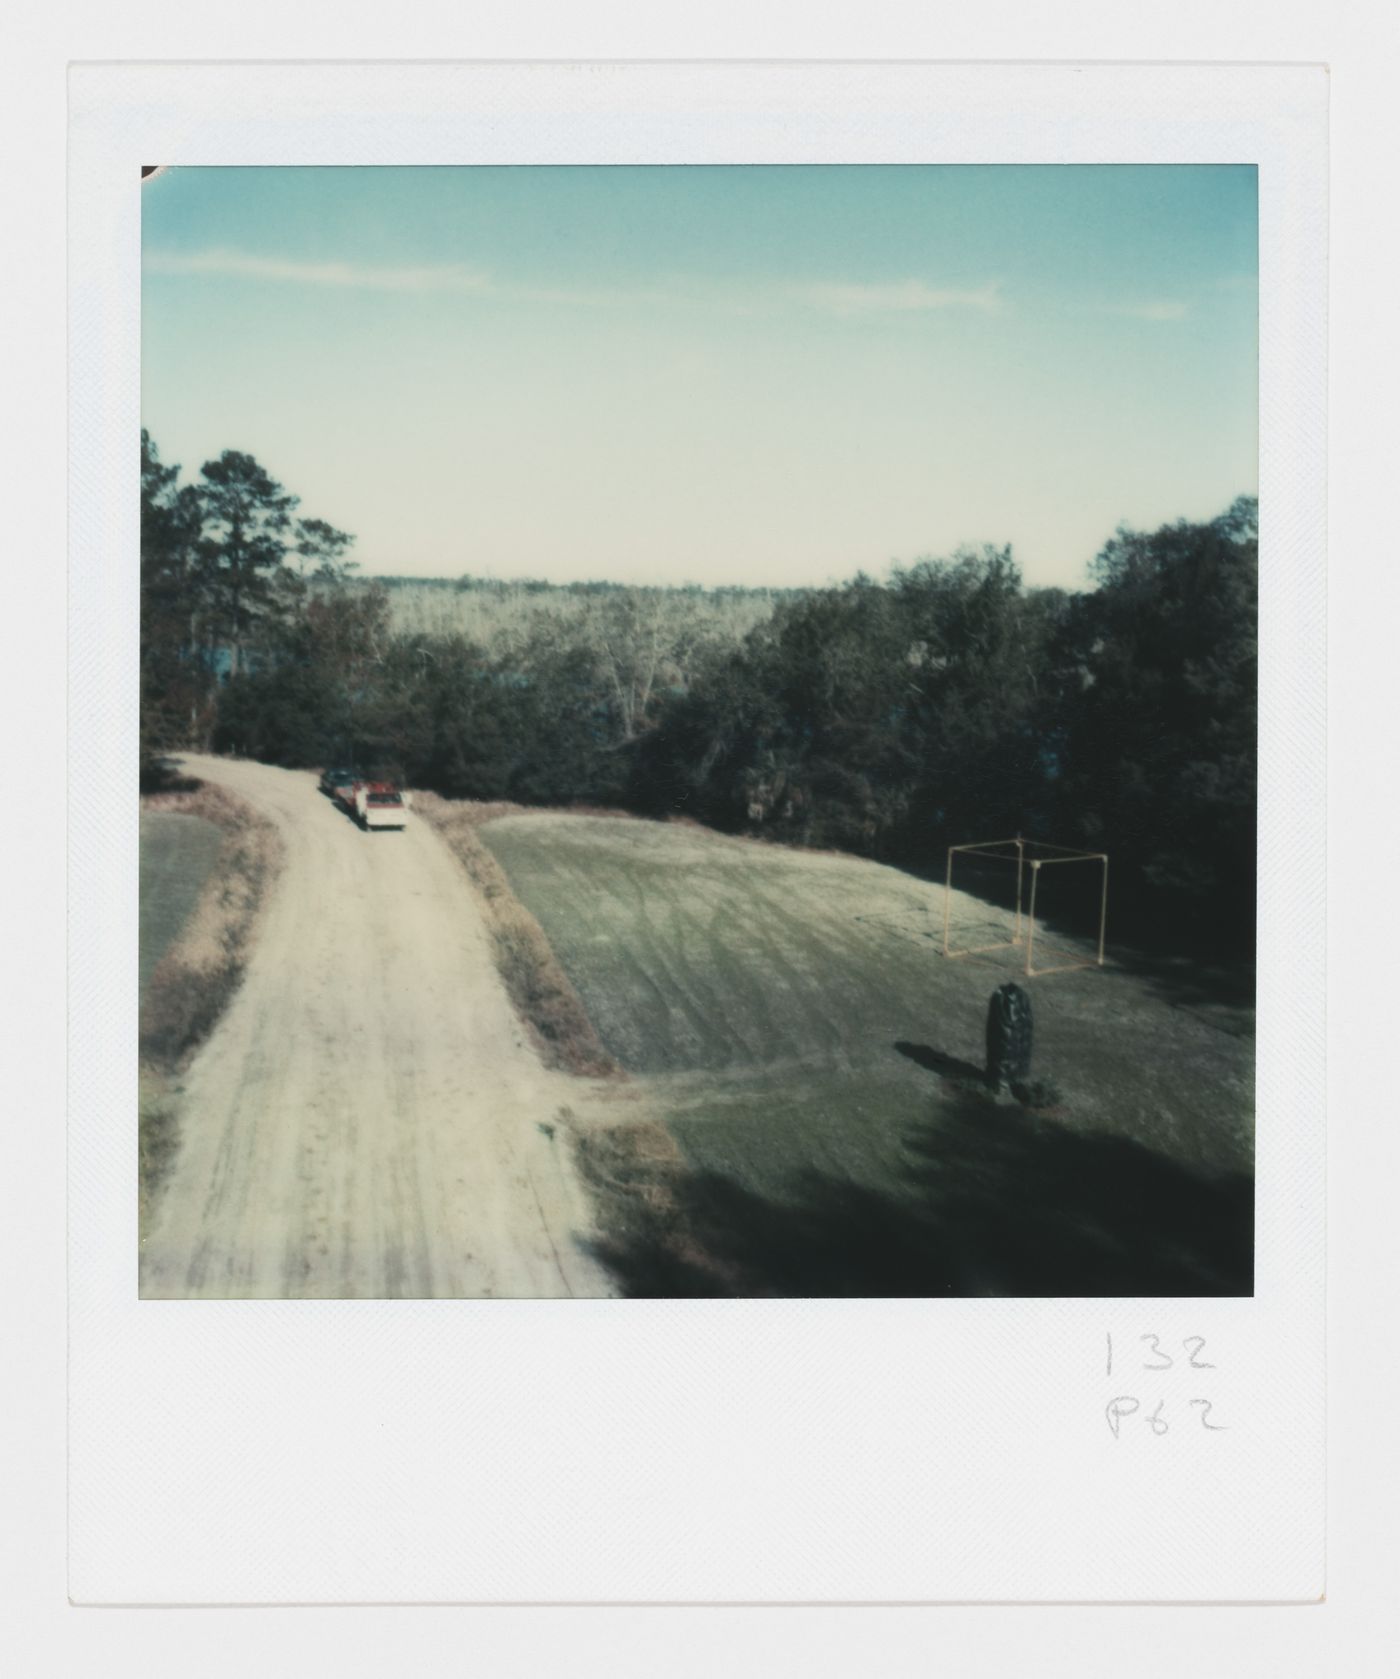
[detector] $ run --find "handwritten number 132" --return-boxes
[1107,1334,1215,1375]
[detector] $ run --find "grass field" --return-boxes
[480,813,1255,1297]
[139,811,224,1000]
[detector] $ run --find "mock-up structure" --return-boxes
[942,836,1108,978]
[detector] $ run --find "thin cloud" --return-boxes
[145,248,1006,320]
[144,248,703,309]
[1212,272,1259,293]
[144,248,492,295]
[796,279,1004,316]
[1105,300,1190,322]
[515,282,682,310]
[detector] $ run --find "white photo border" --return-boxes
[68,61,1326,1604]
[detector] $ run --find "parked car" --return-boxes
[319,766,354,797]
[353,783,410,831]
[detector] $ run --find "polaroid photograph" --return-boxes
[69,61,1326,1605]
[134,160,1257,1306]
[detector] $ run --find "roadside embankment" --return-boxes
[138,779,284,1237]
[413,792,623,1080]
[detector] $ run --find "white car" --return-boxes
[353,783,409,830]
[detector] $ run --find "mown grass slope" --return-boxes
[480,812,1255,1297]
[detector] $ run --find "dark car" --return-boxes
[319,766,354,796]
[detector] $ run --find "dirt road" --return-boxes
[140,756,613,1299]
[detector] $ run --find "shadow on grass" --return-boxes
[587,1092,1253,1300]
[1104,947,1256,1033]
[893,1040,986,1083]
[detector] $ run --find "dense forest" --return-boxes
[141,430,1258,957]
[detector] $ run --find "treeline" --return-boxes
[141,429,1257,956]
[373,573,786,650]
[378,573,804,599]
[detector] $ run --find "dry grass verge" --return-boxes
[413,792,623,1080]
[139,781,284,1236]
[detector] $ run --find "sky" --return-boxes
[141,165,1257,590]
